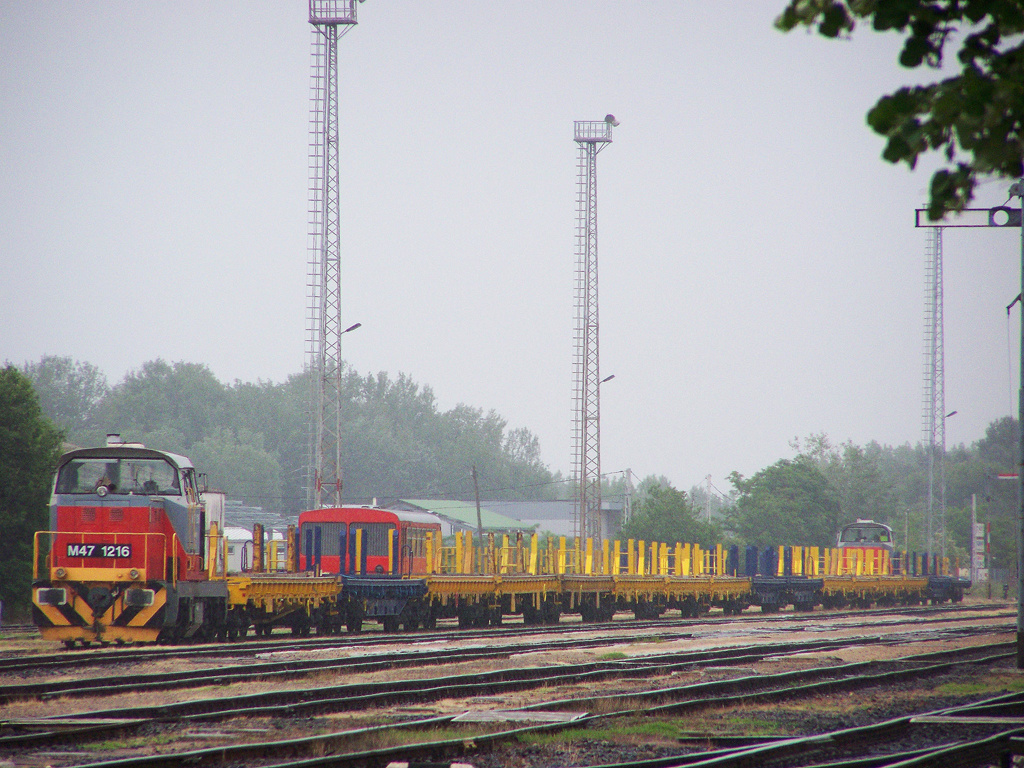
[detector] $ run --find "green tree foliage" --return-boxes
[189,429,283,510]
[20,356,557,512]
[22,356,108,437]
[91,360,228,447]
[620,481,719,546]
[727,458,843,548]
[747,421,1017,571]
[949,416,1017,570]
[777,0,1024,219]
[0,366,62,618]
[794,433,898,525]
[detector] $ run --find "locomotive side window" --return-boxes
[56,458,180,495]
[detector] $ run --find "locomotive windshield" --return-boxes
[839,524,890,544]
[55,457,181,495]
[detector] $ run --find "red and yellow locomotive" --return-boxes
[32,438,229,647]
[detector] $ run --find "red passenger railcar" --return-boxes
[298,506,441,576]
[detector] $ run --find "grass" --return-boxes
[82,733,179,752]
[517,719,694,746]
[598,652,628,660]
[935,674,1024,697]
[515,714,788,748]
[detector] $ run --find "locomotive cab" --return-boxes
[836,520,894,550]
[835,519,896,575]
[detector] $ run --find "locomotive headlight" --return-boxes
[37,587,67,606]
[125,588,155,607]
[55,567,67,579]
[129,568,140,580]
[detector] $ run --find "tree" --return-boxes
[794,433,898,525]
[727,458,843,548]
[189,429,283,509]
[22,356,108,439]
[967,416,1018,571]
[16,355,560,511]
[91,360,227,447]
[620,483,719,547]
[0,366,63,619]
[777,0,1024,219]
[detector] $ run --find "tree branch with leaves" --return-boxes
[777,0,1024,219]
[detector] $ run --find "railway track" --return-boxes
[1,601,1011,675]
[0,632,1012,767]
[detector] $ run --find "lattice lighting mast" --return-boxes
[922,226,948,559]
[572,116,617,543]
[307,0,359,509]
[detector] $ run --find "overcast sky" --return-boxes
[2,2,1020,494]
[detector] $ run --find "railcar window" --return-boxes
[406,527,427,558]
[56,458,180,495]
[351,523,395,557]
[319,523,346,556]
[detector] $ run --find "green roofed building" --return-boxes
[392,499,534,536]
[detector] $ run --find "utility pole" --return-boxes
[472,465,484,545]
